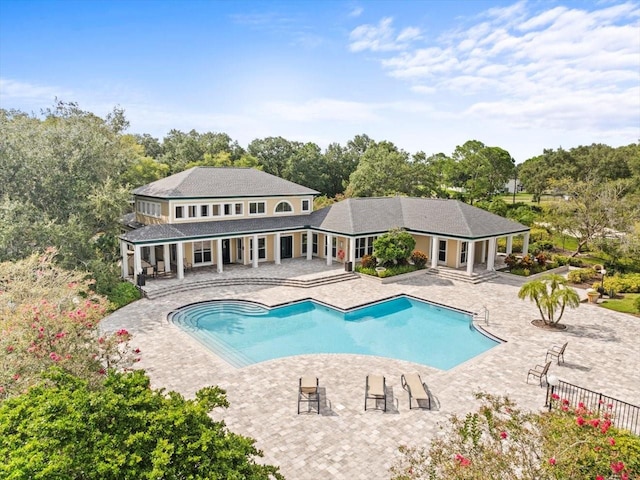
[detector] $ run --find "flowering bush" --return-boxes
[361,254,377,269]
[390,392,640,480]
[0,249,138,399]
[410,250,429,269]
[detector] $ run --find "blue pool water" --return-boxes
[169,296,499,370]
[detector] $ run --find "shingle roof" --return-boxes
[121,197,528,244]
[132,167,319,199]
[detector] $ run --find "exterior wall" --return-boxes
[474,240,484,262]
[135,198,170,225]
[163,195,314,224]
[414,235,430,259]
[446,239,458,268]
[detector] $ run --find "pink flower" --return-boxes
[608,437,615,446]
[562,399,569,405]
[597,476,604,480]
[576,416,585,426]
[589,419,600,428]
[98,337,105,344]
[454,454,471,467]
[551,393,560,400]
[611,462,625,474]
[55,332,66,338]
[116,329,129,336]
[500,431,508,439]
[621,473,629,480]
[549,457,556,466]
[49,352,61,362]
[601,420,612,434]
[6,345,14,353]
[578,402,585,408]
[98,368,106,375]
[12,374,20,381]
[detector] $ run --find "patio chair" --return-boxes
[364,375,387,412]
[156,260,166,276]
[298,376,320,414]
[401,373,431,409]
[546,342,568,364]
[526,361,551,386]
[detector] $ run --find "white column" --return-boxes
[120,241,128,278]
[149,246,156,265]
[216,238,223,273]
[487,238,496,271]
[522,232,530,256]
[430,236,439,269]
[134,245,142,280]
[481,240,487,263]
[506,236,513,254]
[349,237,356,264]
[163,244,171,273]
[176,243,184,280]
[275,233,281,265]
[306,230,313,260]
[326,234,332,266]
[252,234,259,268]
[466,241,476,276]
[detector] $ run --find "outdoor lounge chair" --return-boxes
[546,342,568,364]
[526,361,551,386]
[401,373,431,409]
[298,376,320,414]
[364,375,387,411]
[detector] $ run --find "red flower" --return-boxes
[12,374,20,381]
[562,399,569,405]
[98,368,106,375]
[6,345,14,353]
[49,352,61,362]
[608,437,615,446]
[576,416,585,426]
[551,393,560,400]
[500,431,508,439]
[116,328,129,336]
[597,476,604,480]
[578,402,585,408]
[134,348,141,354]
[455,454,471,467]
[589,418,600,428]
[601,420,612,434]
[549,457,556,466]
[611,461,625,474]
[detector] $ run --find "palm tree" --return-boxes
[518,274,581,326]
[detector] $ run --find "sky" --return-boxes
[0,0,638,162]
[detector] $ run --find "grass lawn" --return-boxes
[600,293,640,315]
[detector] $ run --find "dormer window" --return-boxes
[175,206,184,219]
[301,199,311,212]
[275,201,293,213]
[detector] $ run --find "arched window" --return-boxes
[275,201,293,213]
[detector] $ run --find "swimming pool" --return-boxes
[169,296,499,370]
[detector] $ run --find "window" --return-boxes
[355,236,377,258]
[439,240,447,262]
[200,205,209,217]
[236,238,243,261]
[212,204,220,216]
[224,204,231,215]
[249,201,266,215]
[367,236,376,255]
[312,234,318,254]
[188,205,198,218]
[235,203,243,215]
[137,201,161,218]
[301,199,310,212]
[460,241,468,264]
[193,241,212,264]
[175,206,184,219]
[332,237,337,258]
[302,233,307,254]
[275,201,293,213]
[249,237,266,261]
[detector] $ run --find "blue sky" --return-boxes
[1,0,638,162]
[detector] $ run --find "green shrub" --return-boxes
[354,265,376,276]
[520,254,535,269]
[603,273,640,294]
[530,227,551,242]
[568,268,597,284]
[377,265,418,277]
[568,257,586,267]
[529,241,554,255]
[410,250,428,268]
[373,228,416,267]
[498,237,523,253]
[107,281,141,310]
[634,295,640,313]
[552,254,569,266]
[360,254,376,269]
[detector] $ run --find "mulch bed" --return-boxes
[530,319,567,330]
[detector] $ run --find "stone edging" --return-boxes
[495,264,569,284]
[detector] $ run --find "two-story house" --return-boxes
[119,167,531,281]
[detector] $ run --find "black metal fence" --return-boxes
[546,380,640,436]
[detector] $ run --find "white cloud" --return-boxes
[349,17,421,52]
[349,1,640,142]
[0,78,71,104]
[349,6,363,18]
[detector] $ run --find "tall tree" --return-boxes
[346,141,412,197]
[323,142,359,198]
[284,142,328,194]
[247,136,300,178]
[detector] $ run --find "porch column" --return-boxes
[149,246,156,265]
[176,243,184,279]
[252,234,259,268]
[274,233,281,265]
[481,240,487,263]
[120,241,128,278]
[163,244,171,273]
[134,245,142,280]
[349,237,356,265]
[522,232,530,256]
[487,238,496,271]
[306,230,313,260]
[326,234,332,266]
[466,240,476,276]
[506,236,513,255]
[216,238,223,273]
[430,236,439,269]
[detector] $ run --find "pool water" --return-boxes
[169,296,499,370]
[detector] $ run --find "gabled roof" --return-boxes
[121,197,529,245]
[310,197,529,239]
[133,167,319,199]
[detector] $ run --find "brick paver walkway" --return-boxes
[102,259,640,479]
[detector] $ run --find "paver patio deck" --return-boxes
[102,259,640,479]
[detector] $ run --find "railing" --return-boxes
[546,379,640,436]
[473,305,489,325]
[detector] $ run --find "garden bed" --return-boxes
[355,267,427,284]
